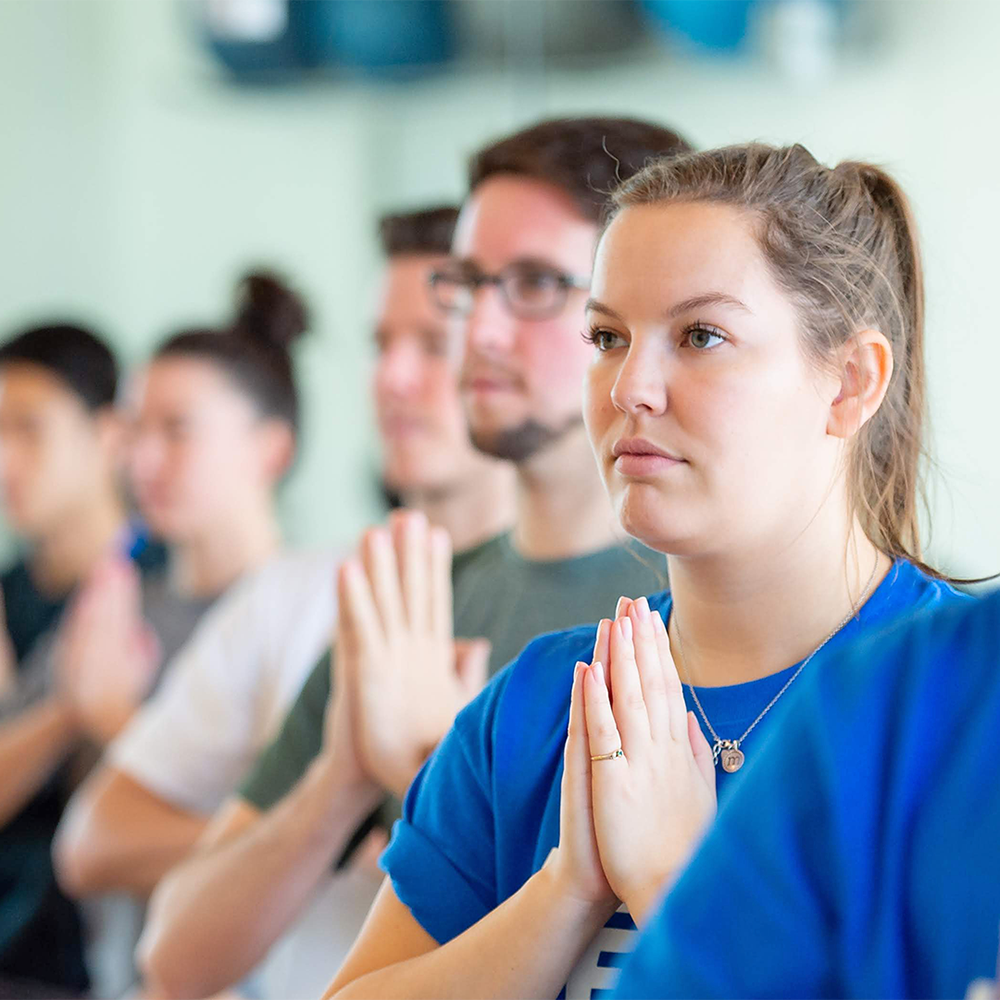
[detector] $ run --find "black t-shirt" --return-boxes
[0,536,167,994]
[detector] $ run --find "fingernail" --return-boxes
[592,661,605,685]
[620,616,633,641]
[637,596,651,619]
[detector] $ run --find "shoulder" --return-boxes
[880,559,976,617]
[185,548,339,632]
[816,586,998,733]
[452,620,604,760]
[234,548,340,602]
[453,533,510,575]
[464,589,671,743]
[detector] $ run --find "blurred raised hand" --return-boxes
[56,555,160,745]
[338,510,490,798]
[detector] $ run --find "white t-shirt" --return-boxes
[109,549,338,815]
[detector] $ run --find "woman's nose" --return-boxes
[610,341,669,415]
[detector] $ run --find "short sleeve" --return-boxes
[380,670,510,946]
[239,653,330,811]
[110,581,266,814]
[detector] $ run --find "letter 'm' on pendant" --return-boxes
[720,744,745,773]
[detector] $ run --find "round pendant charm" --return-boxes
[720,744,745,773]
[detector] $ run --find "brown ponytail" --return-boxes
[608,143,943,576]
[838,162,927,571]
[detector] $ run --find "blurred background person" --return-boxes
[0,323,163,997]
[1,269,309,996]
[54,206,515,997]
[47,272,311,994]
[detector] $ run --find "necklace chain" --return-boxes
[673,555,880,766]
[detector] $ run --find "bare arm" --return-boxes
[139,755,380,1000]
[54,766,207,897]
[0,696,81,826]
[325,866,615,1000]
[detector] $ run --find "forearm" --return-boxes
[141,754,381,999]
[0,698,80,826]
[55,769,207,897]
[331,865,617,1000]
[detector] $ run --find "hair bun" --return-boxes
[232,270,309,351]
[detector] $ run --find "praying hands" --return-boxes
[555,596,718,926]
[335,510,490,798]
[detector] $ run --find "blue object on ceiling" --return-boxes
[325,0,454,78]
[204,0,453,83]
[206,1,327,79]
[638,0,754,52]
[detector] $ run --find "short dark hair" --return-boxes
[468,116,694,224]
[0,323,118,412]
[378,206,460,257]
[155,271,309,435]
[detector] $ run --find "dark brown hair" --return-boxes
[378,206,459,257]
[610,143,932,572]
[0,323,117,413]
[155,270,308,434]
[469,117,694,224]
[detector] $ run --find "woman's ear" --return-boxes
[256,418,296,483]
[827,330,894,439]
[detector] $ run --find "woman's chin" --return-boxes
[615,489,698,556]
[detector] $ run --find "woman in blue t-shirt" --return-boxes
[325,143,972,1000]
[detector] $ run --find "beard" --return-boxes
[470,412,584,463]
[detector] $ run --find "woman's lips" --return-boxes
[614,452,684,476]
[611,436,684,476]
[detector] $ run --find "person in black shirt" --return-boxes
[0,323,145,995]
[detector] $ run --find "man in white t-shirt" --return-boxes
[53,207,515,908]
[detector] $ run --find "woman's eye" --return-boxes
[586,328,625,352]
[685,326,726,350]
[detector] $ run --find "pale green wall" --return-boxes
[2,0,999,579]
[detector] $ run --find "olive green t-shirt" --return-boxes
[239,533,666,823]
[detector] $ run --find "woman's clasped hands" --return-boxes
[549,595,718,926]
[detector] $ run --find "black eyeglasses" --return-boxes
[428,261,590,321]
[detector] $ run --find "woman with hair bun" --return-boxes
[5,270,312,996]
[59,268,311,747]
[53,267,313,863]
[132,269,308,572]
[0,271,311,995]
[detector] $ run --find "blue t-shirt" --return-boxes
[381,560,969,998]
[614,587,1000,1000]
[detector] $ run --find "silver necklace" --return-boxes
[673,555,880,773]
